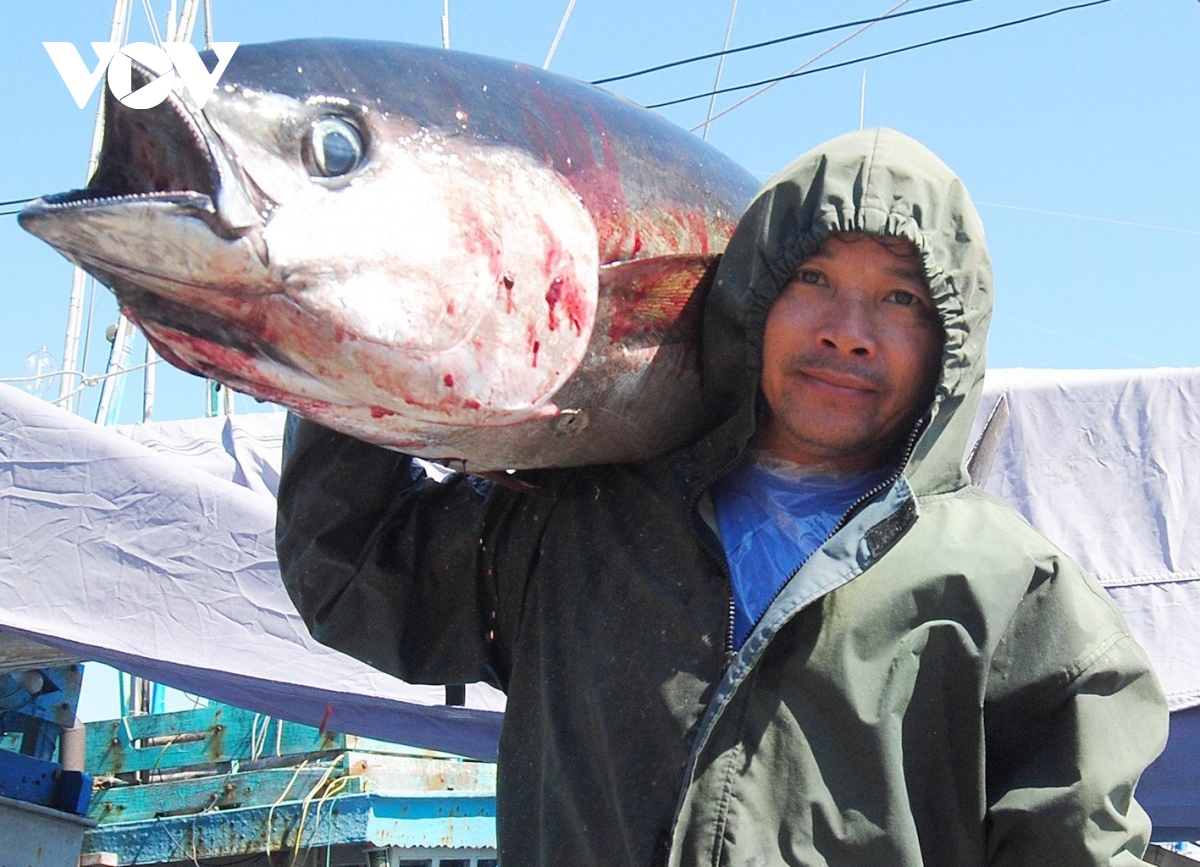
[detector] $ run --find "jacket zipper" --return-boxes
[738,419,926,646]
[687,454,745,665]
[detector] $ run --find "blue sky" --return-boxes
[1,0,1197,719]
[2,0,1199,425]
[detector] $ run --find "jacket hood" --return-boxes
[701,127,993,496]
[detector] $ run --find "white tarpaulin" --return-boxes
[0,384,503,760]
[0,367,1197,760]
[978,367,1200,711]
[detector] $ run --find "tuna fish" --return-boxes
[21,39,759,470]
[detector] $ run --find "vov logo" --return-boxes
[43,41,239,110]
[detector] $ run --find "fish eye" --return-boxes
[308,116,364,178]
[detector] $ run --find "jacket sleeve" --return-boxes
[275,415,542,690]
[983,556,1170,867]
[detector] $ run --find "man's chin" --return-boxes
[755,417,893,473]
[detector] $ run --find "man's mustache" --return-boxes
[780,355,886,390]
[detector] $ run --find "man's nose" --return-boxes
[816,301,877,357]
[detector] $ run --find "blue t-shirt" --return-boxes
[713,455,889,649]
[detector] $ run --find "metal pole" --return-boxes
[178,0,201,42]
[143,344,156,422]
[59,0,131,412]
[859,70,867,129]
[95,317,135,424]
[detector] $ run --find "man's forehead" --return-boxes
[801,234,928,284]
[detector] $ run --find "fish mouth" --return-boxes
[20,55,266,255]
[31,66,212,220]
[19,55,285,375]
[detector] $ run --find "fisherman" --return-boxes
[276,128,1169,866]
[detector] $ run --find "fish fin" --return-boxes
[599,254,721,348]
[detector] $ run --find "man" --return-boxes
[276,128,1168,865]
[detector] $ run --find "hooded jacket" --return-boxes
[276,128,1168,866]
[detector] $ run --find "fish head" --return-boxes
[21,41,601,427]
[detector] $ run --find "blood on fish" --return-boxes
[370,406,398,419]
[464,399,482,410]
[444,373,456,387]
[502,273,516,313]
[546,275,588,335]
[546,277,564,331]
[458,204,506,288]
[527,324,540,367]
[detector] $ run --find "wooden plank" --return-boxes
[82,792,496,860]
[89,765,363,824]
[85,704,346,776]
[0,629,80,674]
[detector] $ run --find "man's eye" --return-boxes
[797,269,823,285]
[888,290,922,307]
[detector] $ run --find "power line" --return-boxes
[977,201,1200,237]
[591,0,980,85]
[647,0,1114,110]
[1,195,37,216]
[994,313,1163,365]
[695,0,914,131]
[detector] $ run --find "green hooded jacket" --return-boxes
[276,128,1168,866]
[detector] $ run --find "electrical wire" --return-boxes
[692,0,913,130]
[592,0,979,85]
[648,0,1115,110]
[288,755,349,867]
[264,759,310,857]
[976,201,1200,236]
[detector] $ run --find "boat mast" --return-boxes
[59,0,130,414]
[88,0,210,424]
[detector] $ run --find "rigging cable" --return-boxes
[592,0,977,85]
[0,196,36,217]
[543,0,579,69]
[976,201,1200,237]
[701,0,740,141]
[688,0,914,128]
[648,0,1114,111]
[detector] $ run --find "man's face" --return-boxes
[757,234,943,472]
